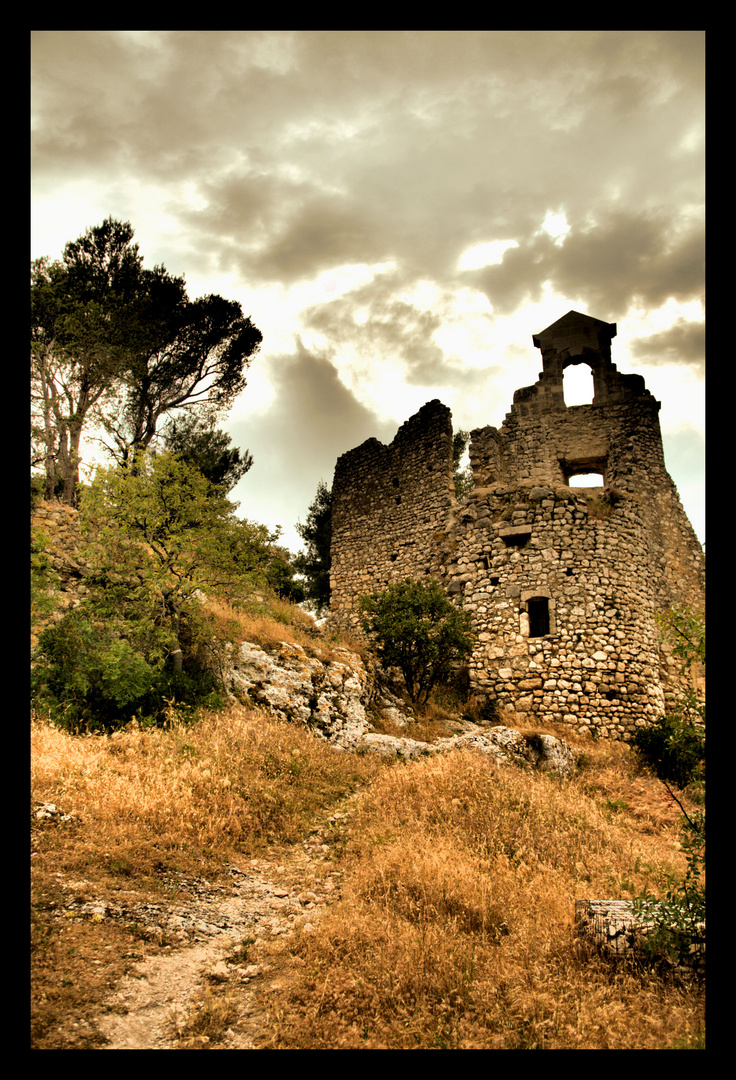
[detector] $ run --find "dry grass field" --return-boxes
[264,740,704,1049]
[31,687,704,1050]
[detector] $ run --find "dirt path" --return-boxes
[89,806,355,1049]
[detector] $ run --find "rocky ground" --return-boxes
[34,635,580,1049]
[55,801,359,1050]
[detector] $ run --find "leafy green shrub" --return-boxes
[31,607,220,732]
[359,578,474,707]
[292,480,333,615]
[32,609,157,731]
[633,808,705,973]
[631,607,705,974]
[632,709,704,791]
[633,609,704,793]
[31,448,286,731]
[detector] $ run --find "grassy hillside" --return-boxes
[265,742,704,1049]
[31,601,704,1050]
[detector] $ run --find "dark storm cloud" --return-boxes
[33,30,704,320]
[227,341,397,546]
[261,339,398,457]
[303,273,446,377]
[630,320,705,374]
[473,209,704,319]
[31,31,705,543]
[244,194,392,285]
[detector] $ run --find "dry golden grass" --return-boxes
[30,704,384,1049]
[31,705,381,884]
[199,593,369,665]
[263,744,704,1050]
[31,686,704,1050]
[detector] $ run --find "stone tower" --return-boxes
[329,312,704,739]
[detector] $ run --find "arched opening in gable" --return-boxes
[562,361,595,406]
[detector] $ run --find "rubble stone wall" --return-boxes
[329,399,455,632]
[328,312,705,740]
[31,499,93,652]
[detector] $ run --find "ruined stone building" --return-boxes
[328,311,704,739]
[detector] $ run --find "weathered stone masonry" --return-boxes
[329,311,705,740]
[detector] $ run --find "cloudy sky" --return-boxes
[31,30,705,551]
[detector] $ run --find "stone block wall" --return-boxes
[31,500,93,652]
[329,399,456,634]
[439,483,664,739]
[328,311,705,740]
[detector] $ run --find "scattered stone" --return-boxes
[35,802,75,823]
[575,899,705,975]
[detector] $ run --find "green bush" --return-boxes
[632,707,704,791]
[31,607,220,732]
[633,609,704,794]
[633,808,705,973]
[31,448,285,731]
[631,607,705,974]
[359,578,474,707]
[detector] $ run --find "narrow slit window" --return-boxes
[528,597,550,638]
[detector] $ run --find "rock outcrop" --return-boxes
[224,640,370,751]
[223,638,576,775]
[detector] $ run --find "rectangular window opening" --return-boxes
[501,528,532,548]
[528,597,550,638]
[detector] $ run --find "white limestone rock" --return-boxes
[224,641,575,774]
[224,640,370,749]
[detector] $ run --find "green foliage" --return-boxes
[161,413,253,493]
[79,449,277,604]
[633,608,705,791]
[657,606,705,666]
[32,450,283,731]
[631,607,705,974]
[31,219,162,504]
[264,547,307,605]
[31,608,220,732]
[33,609,159,731]
[108,290,262,466]
[632,712,704,791]
[293,481,333,616]
[359,578,474,707]
[632,809,705,973]
[31,217,262,504]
